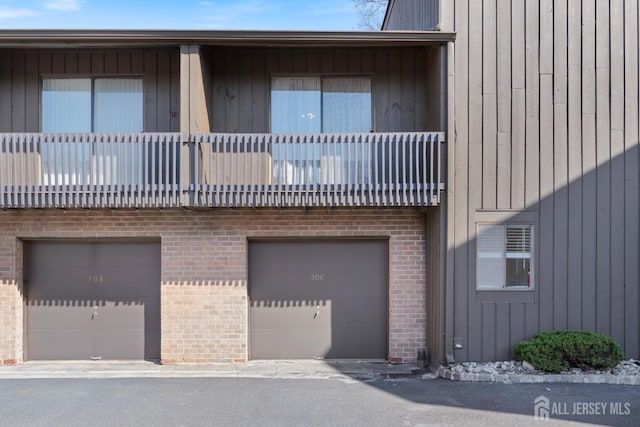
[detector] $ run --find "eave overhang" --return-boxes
[0,29,455,49]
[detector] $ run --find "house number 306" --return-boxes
[311,274,325,281]
[88,275,104,284]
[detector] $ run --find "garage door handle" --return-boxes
[91,306,98,320]
[313,305,320,319]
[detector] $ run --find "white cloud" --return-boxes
[42,0,82,11]
[0,7,37,19]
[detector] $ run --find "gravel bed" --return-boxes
[435,359,640,384]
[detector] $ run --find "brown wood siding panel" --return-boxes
[510,0,525,210]
[496,0,511,210]
[552,0,569,331]
[453,0,470,362]
[595,0,612,337]
[208,47,432,134]
[24,53,39,132]
[423,47,441,130]
[117,52,131,74]
[523,0,541,339]
[0,48,178,133]
[156,50,171,132]
[225,51,240,133]
[566,0,583,331]
[537,0,555,334]
[384,0,440,31]
[237,52,253,132]
[78,52,91,74]
[143,50,158,132]
[623,0,640,358]
[11,53,26,132]
[466,0,484,361]
[581,0,597,333]
[400,49,415,131]
[169,49,180,132]
[412,0,640,361]
[482,0,497,210]
[90,52,104,74]
[436,0,640,360]
[387,49,402,132]
[609,0,626,348]
[374,50,390,132]
[104,52,118,74]
[481,303,496,361]
[0,53,10,132]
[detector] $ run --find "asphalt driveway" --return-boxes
[0,377,637,426]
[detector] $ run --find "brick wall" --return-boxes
[0,207,428,363]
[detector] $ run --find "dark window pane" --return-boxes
[506,258,531,287]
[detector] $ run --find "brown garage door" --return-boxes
[249,240,388,359]
[25,241,160,361]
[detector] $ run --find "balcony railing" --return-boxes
[191,132,444,207]
[1,132,444,209]
[0,133,182,208]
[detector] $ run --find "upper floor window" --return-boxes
[42,78,143,132]
[271,76,372,133]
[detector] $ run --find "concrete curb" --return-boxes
[0,361,420,381]
[436,366,640,385]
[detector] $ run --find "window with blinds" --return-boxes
[42,78,143,133]
[477,224,533,289]
[41,77,143,185]
[270,76,372,133]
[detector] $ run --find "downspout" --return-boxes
[443,40,456,365]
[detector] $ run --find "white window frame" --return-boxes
[475,210,536,291]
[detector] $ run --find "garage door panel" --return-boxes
[27,268,97,301]
[92,329,144,359]
[249,240,388,360]
[248,268,323,299]
[250,328,332,359]
[27,305,98,329]
[28,243,92,270]
[91,301,145,329]
[327,327,387,359]
[27,329,94,360]
[144,328,161,360]
[250,300,331,329]
[26,241,161,361]
[332,297,387,329]
[333,266,388,297]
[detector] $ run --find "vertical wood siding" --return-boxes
[0,49,180,133]
[436,0,640,360]
[208,47,434,134]
[384,0,440,31]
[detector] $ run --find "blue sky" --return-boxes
[0,0,363,30]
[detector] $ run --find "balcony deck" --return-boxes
[1,132,444,209]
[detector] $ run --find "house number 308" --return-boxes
[311,274,325,281]
[88,275,104,284]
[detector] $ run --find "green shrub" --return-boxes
[513,330,624,373]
